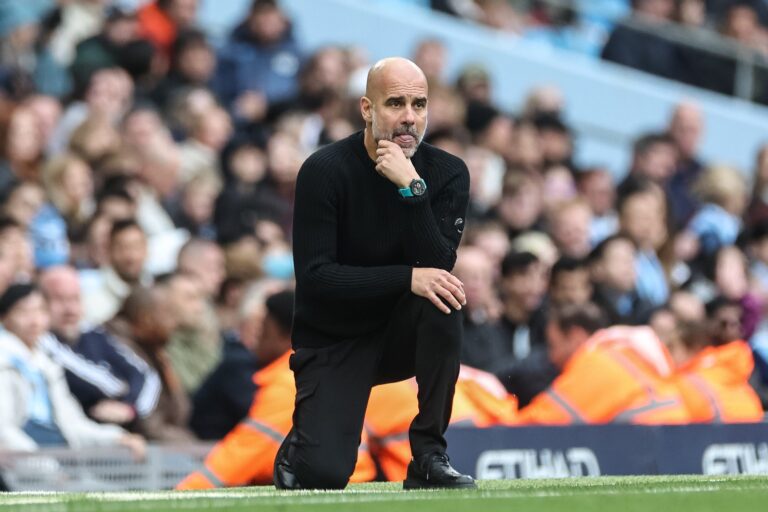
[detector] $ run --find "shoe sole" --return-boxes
[403,477,478,490]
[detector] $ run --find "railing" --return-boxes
[0,444,214,492]
[525,0,768,102]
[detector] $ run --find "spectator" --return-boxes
[0,106,46,192]
[686,165,747,258]
[620,132,678,191]
[494,171,544,238]
[533,114,574,168]
[178,105,231,185]
[172,174,221,240]
[455,246,504,372]
[589,234,655,325]
[41,153,95,238]
[746,143,768,228]
[105,285,195,442]
[162,271,220,395]
[0,283,145,456]
[519,302,690,425]
[493,251,558,405]
[666,101,706,227]
[549,256,592,308]
[38,265,162,427]
[213,0,303,110]
[546,198,593,259]
[152,28,216,110]
[601,0,683,81]
[618,180,670,306]
[137,0,200,58]
[0,217,35,283]
[189,280,285,440]
[576,167,619,245]
[80,219,151,325]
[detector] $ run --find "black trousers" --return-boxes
[286,293,463,489]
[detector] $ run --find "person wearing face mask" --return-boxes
[275,57,473,491]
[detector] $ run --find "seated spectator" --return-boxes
[493,251,558,406]
[161,271,220,395]
[549,256,592,308]
[577,167,619,245]
[177,290,376,489]
[601,0,683,81]
[686,165,747,258]
[38,265,162,427]
[0,283,145,456]
[137,0,200,59]
[546,198,593,259]
[105,285,195,442]
[455,246,504,372]
[189,280,289,440]
[519,302,690,425]
[365,365,519,482]
[665,102,705,227]
[619,133,678,191]
[80,219,151,325]
[589,234,655,325]
[672,305,764,422]
[618,180,669,306]
[212,0,303,110]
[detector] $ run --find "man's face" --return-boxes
[710,305,743,345]
[503,263,547,313]
[364,67,428,158]
[167,275,206,329]
[550,269,592,307]
[109,227,147,283]
[596,239,637,292]
[44,276,82,340]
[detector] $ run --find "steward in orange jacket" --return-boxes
[519,303,690,425]
[365,365,518,481]
[669,309,763,423]
[177,291,375,490]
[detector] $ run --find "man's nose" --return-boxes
[402,105,415,124]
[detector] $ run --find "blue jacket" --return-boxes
[39,329,162,419]
[212,22,303,107]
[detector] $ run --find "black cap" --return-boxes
[265,289,294,334]
[0,283,37,317]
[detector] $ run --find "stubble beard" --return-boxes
[371,111,427,159]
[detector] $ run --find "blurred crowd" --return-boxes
[0,0,767,488]
[432,0,768,101]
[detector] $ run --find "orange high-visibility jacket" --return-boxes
[176,351,376,489]
[518,326,690,425]
[365,366,518,481]
[675,340,764,423]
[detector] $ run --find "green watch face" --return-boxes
[410,179,426,196]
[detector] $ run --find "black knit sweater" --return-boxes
[291,131,470,348]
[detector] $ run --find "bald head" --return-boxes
[669,101,703,159]
[365,57,427,99]
[361,57,429,159]
[40,265,82,341]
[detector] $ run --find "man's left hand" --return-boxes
[376,140,420,189]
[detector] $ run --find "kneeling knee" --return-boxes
[295,453,355,490]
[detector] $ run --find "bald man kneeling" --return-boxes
[274,57,475,490]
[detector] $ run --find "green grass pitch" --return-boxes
[2,476,767,512]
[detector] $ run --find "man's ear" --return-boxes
[360,96,372,123]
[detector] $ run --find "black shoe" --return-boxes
[403,453,477,490]
[273,430,302,490]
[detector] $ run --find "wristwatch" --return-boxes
[398,179,427,198]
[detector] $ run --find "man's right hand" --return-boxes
[411,268,466,314]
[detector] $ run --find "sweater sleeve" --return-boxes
[399,159,470,271]
[292,155,413,301]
